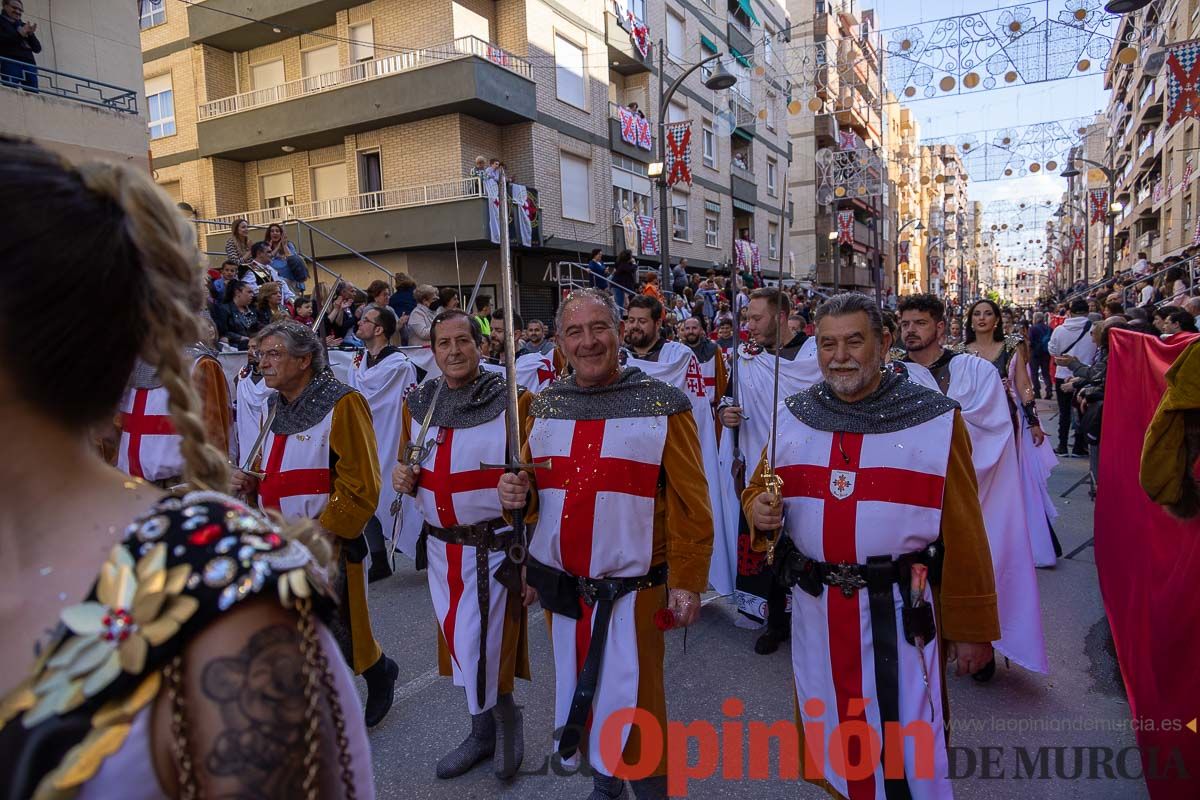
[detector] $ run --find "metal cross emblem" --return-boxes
[826,563,867,598]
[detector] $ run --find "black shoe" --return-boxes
[1053,447,1069,457]
[1072,450,1089,459]
[971,657,996,683]
[754,627,789,655]
[363,655,399,727]
[367,554,393,584]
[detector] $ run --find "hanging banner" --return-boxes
[1089,188,1109,224]
[635,115,652,150]
[837,210,855,244]
[1165,38,1200,127]
[664,122,693,186]
[620,210,638,251]
[511,183,534,247]
[1193,210,1200,245]
[626,11,650,58]
[838,130,857,151]
[1069,225,1085,255]
[1153,179,1164,203]
[898,239,910,265]
[637,214,659,255]
[618,106,638,146]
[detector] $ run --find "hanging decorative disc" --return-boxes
[1009,20,1022,32]
[1077,59,1091,71]
[1004,71,1018,83]
[808,97,823,112]
[754,65,766,76]
[1077,127,1087,135]
[835,186,847,197]
[788,99,803,115]
[936,174,946,183]
[963,142,972,151]
[1074,7,1088,20]
[1029,162,1041,172]
[964,72,981,89]
[904,86,917,97]
[1047,160,1058,171]
[920,175,930,185]
[757,108,768,121]
[1117,47,1139,66]
[940,76,957,92]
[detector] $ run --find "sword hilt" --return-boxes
[483,460,549,566]
[762,470,785,565]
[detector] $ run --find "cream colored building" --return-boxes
[139,0,791,313]
[0,0,148,166]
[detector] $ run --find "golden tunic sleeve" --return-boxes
[398,402,413,459]
[321,392,381,539]
[508,391,540,523]
[193,357,232,457]
[937,411,1001,644]
[660,410,715,593]
[714,351,729,407]
[740,447,773,552]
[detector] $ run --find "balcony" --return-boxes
[606,10,652,75]
[187,0,361,51]
[205,177,498,253]
[727,16,755,58]
[732,170,756,205]
[196,37,535,161]
[608,102,654,162]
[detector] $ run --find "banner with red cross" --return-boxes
[1069,225,1085,255]
[837,210,855,245]
[1089,189,1108,224]
[1185,160,1195,190]
[637,214,659,255]
[635,115,652,150]
[664,122,693,187]
[618,105,638,146]
[626,11,650,58]
[838,130,857,151]
[1193,210,1200,245]
[1166,39,1200,128]
[898,240,910,265]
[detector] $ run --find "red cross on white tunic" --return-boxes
[776,431,945,800]
[417,427,505,527]
[121,388,176,479]
[258,434,331,512]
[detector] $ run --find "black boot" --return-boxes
[367,551,393,583]
[362,654,398,727]
[630,776,668,799]
[492,693,524,780]
[588,774,627,799]
[971,657,997,683]
[437,711,496,778]
[754,625,790,655]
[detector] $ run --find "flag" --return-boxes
[636,115,653,150]
[626,12,651,58]
[637,214,659,255]
[837,210,854,244]
[621,210,638,251]
[1089,188,1108,224]
[898,240,910,264]
[511,183,533,247]
[664,122,693,186]
[618,106,638,146]
[1070,225,1085,254]
[1193,209,1200,245]
[838,130,857,151]
[1185,160,1195,188]
[1165,38,1200,127]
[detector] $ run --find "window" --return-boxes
[612,154,649,176]
[251,59,285,90]
[302,44,339,78]
[612,186,650,219]
[139,0,165,29]
[765,91,777,131]
[349,22,375,62]
[311,163,347,202]
[704,200,720,247]
[612,160,652,219]
[764,27,775,65]
[560,152,591,221]
[555,35,586,109]
[768,222,779,260]
[767,158,778,196]
[667,101,687,123]
[666,11,685,62]
[260,172,295,210]
[159,180,182,202]
[145,74,176,139]
[702,121,715,167]
[672,191,689,240]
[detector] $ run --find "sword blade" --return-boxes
[239,403,277,472]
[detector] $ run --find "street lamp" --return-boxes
[652,50,737,296]
[828,230,841,291]
[1061,157,1120,279]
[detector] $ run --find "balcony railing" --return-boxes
[1137,129,1155,157]
[198,36,530,120]
[0,56,138,114]
[211,177,483,227]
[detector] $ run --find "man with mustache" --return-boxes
[898,294,1049,681]
[680,316,727,413]
[744,292,1000,799]
[392,310,533,781]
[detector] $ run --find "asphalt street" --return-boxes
[357,410,1147,799]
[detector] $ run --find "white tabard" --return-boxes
[777,407,955,800]
[234,368,275,467]
[626,342,725,593]
[527,414,667,775]
[904,356,1049,673]
[116,357,209,482]
[257,408,334,522]
[346,349,418,533]
[514,350,558,393]
[409,410,511,714]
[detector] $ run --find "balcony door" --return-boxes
[311,163,348,217]
[301,44,340,91]
[358,150,382,210]
[260,171,294,222]
[250,59,285,105]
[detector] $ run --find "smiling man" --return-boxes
[743,293,999,799]
[498,288,713,799]
[231,320,398,728]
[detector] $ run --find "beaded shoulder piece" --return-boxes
[0,490,332,800]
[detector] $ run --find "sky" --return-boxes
[867,0,1111,207]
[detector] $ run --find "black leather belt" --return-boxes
[525,558,668,760]
[418,519,514,710]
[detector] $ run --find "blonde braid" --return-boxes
[75,161,230,492]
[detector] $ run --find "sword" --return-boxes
[764,301,786,565]
[481,169,549,568]
[729,261,747,490]
[909,563,937,722]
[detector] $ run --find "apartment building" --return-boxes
[139,0,790,317]
[919,144,970,300]
[784,0,890,293]
[889,102,926,295]
[1,0,148,166]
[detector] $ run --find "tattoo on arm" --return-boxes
[200,624,310,799]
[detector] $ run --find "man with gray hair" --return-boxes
[231,319,399,727]
[744,292,1000,799]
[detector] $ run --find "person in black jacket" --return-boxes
[213,279,259,349]
[611,249,637,311]
[0,0,39,91]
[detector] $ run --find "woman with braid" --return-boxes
[0,138,374,799]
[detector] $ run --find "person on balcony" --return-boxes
[0,0,39,91]
[224,218,253,265]
[263,223,307,291]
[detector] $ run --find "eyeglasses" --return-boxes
[258,347,291,362]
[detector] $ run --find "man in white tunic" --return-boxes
[499,289,713,800]
[392,310,532,781]
[745,293,1000,800]
[233,333,275,466]
[348,303,417,582]
[898,294,1049,678]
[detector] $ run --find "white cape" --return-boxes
[233,372,275,467]
[716,339,822,609]
[904,357,1049,673]
[1008,358,1060,567]
[346,350,418,536]
[626,343,725,591]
